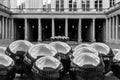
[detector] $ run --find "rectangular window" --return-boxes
[61,0,64,11]
[56,0,59,11]
[99,0,102,11]
[56,0,64,11]
[43,5,46,11]
[73,2,77,11]
[82,1,86,11]
[110,0,115,7]
[48,4,51,11]
[86,0,90,11]
[69,0,72,11]
[82,0,90,11]
[94,0,102,11]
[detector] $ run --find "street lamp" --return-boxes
[85,26,87,28]
[59,25,61,29]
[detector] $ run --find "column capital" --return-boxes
[93,18,96,20]
[79,18,82,20]
[105,18,109,20]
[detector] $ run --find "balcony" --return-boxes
[10,8,108,14]
[105,2,120,14]
[0,1,120,15]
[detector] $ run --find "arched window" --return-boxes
[69,0,77,11]
[56,0,64,11]
[82,0,90,11]
[95,0,103,11]
[43,0,51,11]
[110,0,115,7]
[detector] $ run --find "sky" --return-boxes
[17,0,24,6]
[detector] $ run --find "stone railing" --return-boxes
[51,36,69,42]
[10,8,108,14]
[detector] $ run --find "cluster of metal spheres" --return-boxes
[0,40,120,80]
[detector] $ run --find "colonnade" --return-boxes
[0,16,14,40]
[106,15,119,42]
[0,17,108,42]
[23,18,96,42]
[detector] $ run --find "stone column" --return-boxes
[64,0,69,12]
[106,18,109,42]
[112,16,115,40]
[2,17,5,39]
[8,18,11,39]
[38,18,42,42]
[65,19,68,37]
[108,18,109,41]
[92,18,95,42]
[109,18,112,42]
[78,18,82,42]
[116,15,118,41]
[0,16,2,39]
[11,18,14,39]
[24,18,28,40]
[52,18,55,37]
[5,18,8,39]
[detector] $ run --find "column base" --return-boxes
[105,39,109,43]
[78,39,82,44]
[38,39,42,42]
[24,37,28,41]
[91,39,96,42]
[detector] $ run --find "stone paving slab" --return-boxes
[14,73,119,80]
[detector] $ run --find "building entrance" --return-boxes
[55,19,65,36]
[14,19,24,40]
[82,19,93,42]
[27,19,38,42]
[68,19,78,41]
[41,19,52,41]
[95,19,106,42]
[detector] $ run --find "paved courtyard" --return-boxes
[0,40,120,80]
